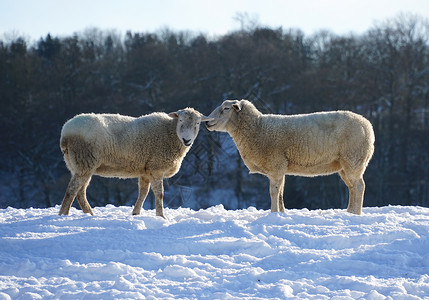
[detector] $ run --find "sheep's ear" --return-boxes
[232,101,242,112]
[169,112,179,119]
[201,115,214,122]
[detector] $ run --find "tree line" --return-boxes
[1,13,428,211]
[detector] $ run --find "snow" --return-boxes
[0,205,428,299]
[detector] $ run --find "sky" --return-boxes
[1,0,428,41]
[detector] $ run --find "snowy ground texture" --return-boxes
[0,205,428,299]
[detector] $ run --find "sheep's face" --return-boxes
[169,109,212,147]
[205,100,242,132]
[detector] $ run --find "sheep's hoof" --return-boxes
[346,208,362,215]
[132,209,141,215]
[58,209,69,216]
[81,208,95,216]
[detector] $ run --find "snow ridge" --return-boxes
[0,205,428,299]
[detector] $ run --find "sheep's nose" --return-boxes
[183,138,191,146]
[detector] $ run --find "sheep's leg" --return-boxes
[340,169,364,215]
[76,178,94,216]
[278,176,286,213]
[339,170,354,211]
[269,176,284,213]
[347,177,365,215]
[132,177,150,215]
[59,174,91,216]
[150,179,166,219]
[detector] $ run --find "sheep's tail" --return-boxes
[362,119,376,166]
[60,136,68,155]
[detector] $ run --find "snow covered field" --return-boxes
[0,205,428,299]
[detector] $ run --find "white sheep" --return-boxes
[205,99,375,215]
[59,108,211,218]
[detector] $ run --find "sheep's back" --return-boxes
[255,111,373,172]
[60,112,185,178]
[61,113,135,143]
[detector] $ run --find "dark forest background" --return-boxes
[1,13,428,212]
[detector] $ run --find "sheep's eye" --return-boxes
[222,107,230,113]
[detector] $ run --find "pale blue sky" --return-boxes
[1,0,428,41]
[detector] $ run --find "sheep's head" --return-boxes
[169,108,212,147]
[205,100,243,132]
